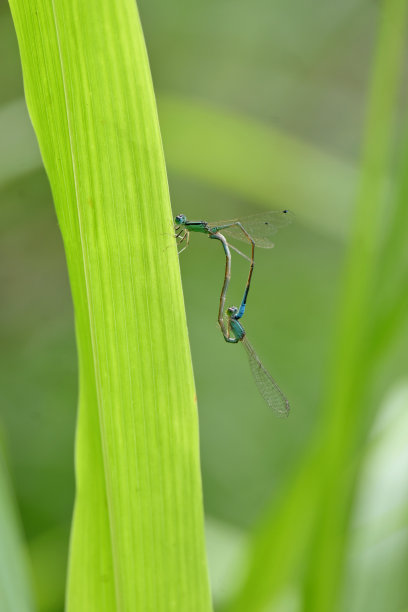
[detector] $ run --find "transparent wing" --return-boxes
[208,210,294,248]
[227,241,251,262]
[242,336,290,416]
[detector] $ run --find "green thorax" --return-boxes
[185,221,210,234]
[229,317,245,341]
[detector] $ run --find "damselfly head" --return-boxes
[227,306,238,318]
[174,214,187,225]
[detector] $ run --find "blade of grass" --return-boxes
[304,1,408,606]
[8,0,212,610]
[353,114,408,410]
[222,2,408,611]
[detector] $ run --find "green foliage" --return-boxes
[2,0,408,611]
[7,0,211,610]
[220,2,408,611]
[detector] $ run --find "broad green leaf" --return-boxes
[8,0,212,610]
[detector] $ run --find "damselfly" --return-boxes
[174,210,293,338]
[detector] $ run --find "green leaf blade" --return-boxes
[8,0,212,610]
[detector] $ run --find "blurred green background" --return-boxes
[1,1,408,611]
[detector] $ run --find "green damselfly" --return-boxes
[174,210,293,339]
[226,303,290,416]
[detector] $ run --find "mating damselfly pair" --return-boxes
[174,210,293,416]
